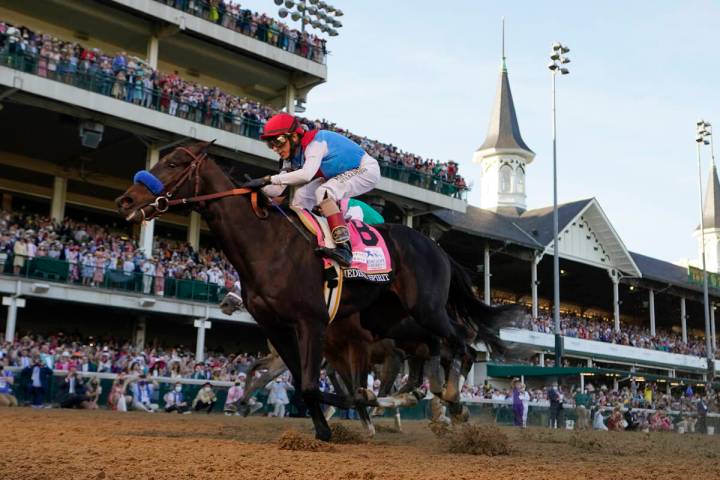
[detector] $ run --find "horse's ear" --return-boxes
[193,140,216,154]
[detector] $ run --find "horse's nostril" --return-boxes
[116,195,134,209]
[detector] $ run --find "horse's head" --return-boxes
[115,141,213,223]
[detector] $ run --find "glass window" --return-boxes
[515,166,525,193]
[500,164,512,193]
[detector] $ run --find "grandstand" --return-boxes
[0,0,465,359]
[0,0,717,397]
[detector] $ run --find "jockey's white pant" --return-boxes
[290,154,380,210]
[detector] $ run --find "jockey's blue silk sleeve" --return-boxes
[270,140,326,185]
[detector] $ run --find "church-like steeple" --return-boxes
[473,19,535,215]
[694,159,720,273]
[476,61,534,156]
[702,163,720,229]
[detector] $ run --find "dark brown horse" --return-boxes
[116,142,512,440]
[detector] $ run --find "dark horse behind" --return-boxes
[116,142,519,440]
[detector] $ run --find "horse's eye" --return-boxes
[168,162,177,168]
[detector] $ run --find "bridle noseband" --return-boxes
[136,146,267,221]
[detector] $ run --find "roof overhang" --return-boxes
[543,199,642,277]
[473,146,536,163]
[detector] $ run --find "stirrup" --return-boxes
[315,243,352,268]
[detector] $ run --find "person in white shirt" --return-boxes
[164,382,190,414]
[519,383,530,428]
[266,376,294,418]
[593,408,608,431]
[123,255,135,275]
[131,375,158,412]
[141,258,156,294]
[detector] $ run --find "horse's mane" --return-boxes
[212,155,248,188]
[210,154,276,210]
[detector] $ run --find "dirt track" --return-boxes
[1,408,719,480]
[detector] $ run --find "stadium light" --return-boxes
[548,42,571,368]
[274,0,344,36]
[695,119,715,368]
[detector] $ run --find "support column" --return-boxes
[146,34,159,69]
[580,374,585,392]
[711,303,717,351]
[531,255,540,320]
[538,351,545,367]
[139,147,160,257]
[680,297,687,343]
[649,289,656,337]
[609,270,620,332]
[484,244,491,305]
[403,213,413,228]
[50,176,67,221]
[194,319,211,362]
[2,292,25,343]
[285,83,296,114]
[586,358,593,367]
[187,212,201,250]
[134,316,147,350]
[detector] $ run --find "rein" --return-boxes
[140,146,267,220]
[134,145,315,245]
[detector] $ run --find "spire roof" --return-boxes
[703,163,720,229]
[477,62,534,155]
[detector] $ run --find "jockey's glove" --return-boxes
[242,175,271,189]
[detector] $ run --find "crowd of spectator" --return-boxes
[0,209,240,293]
[471,378,718,434]
[0,20,469,197]
[158,0,327,63]
[520,311,715,359]
[1,330,718,436]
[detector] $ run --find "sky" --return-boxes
[243,0,720,263]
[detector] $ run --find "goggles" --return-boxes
[265,135,288,150]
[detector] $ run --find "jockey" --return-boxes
[244,113,380,267]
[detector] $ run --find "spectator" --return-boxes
[519,383,530,428]
[58,366,90,408]
[592,407,608,431]
[511,379,523,427]
[131,374,158,412]
[0,359,18,407]
[266,376,293,418]
[696,396,709,434]
[141,257,156,294]
[108,372,131,412]
[21,357,52,408]
[548,382,563,429]
[192,382,217,413]
[574,388,591,431]
[164,381,191,414]
[12,235,27,274]
[83,377,101,409]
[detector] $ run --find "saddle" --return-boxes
[289,207,393,323]
[291,207,393,282]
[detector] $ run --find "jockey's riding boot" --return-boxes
[319,198,353,268]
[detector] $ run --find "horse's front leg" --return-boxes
[295,316,332,441]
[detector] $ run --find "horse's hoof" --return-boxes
[315,428,332,442]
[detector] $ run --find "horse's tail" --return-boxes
[446,255,523,356]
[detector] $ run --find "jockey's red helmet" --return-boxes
[260,113,304,140]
